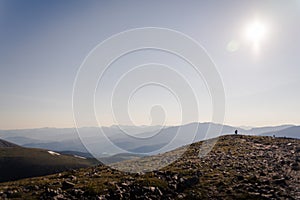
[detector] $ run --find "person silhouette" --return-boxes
[235,130,238,135]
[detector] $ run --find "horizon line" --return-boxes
[0,121,297,131]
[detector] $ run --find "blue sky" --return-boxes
[0,0,300,129]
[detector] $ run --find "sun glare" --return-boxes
[245,21,267,45]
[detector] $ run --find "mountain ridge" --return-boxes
[0,135,299,199]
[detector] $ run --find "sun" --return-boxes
[245,21,267,45]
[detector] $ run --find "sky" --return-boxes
[0,0,300,129]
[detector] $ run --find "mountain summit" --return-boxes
[0,135,299,199]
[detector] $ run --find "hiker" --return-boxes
[235,130,238,135]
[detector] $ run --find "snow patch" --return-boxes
[48,151,60,156]
[74,155,86,159]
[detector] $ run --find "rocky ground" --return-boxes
[0,135,299,200]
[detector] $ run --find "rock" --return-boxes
[98,195,107,200]
[62,181,75,190]
[259,171,266,176]
[72,188,84,196]
[6,190,21,198]
[178,176,199,191]
[172,174,178,180]
[185,176,199,186]
[156,187,163,196]
[291,150,295,154]
[70,175,77,181]
[121,182,129,187]
[53,194,65,200]
[291,162,299,170]
[237,175,244,180]
[179,178,185,183]
[262,194,273,198]
[273,178,287,186]
[149,186,155,192]
[169,183,177,190]
[177,193,186,199]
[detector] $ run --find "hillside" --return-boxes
[0,139,19,148]
[0,135,299,199]
[100,153,145,164]
[0,139,98,183]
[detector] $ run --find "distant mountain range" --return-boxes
[0,123,298,162]
[260,126,300,138]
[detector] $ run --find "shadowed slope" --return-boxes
[0,139,99,182]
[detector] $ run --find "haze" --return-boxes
[0,0,300,129]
